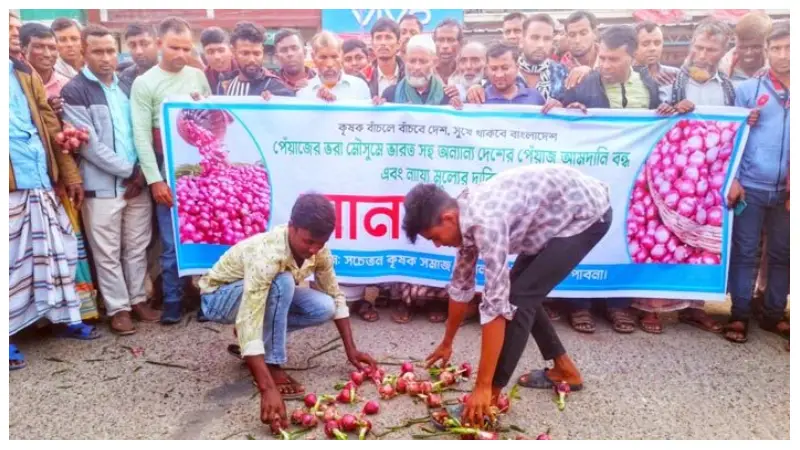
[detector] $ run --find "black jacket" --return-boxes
[561,66,661,110]
[215,68,295,97]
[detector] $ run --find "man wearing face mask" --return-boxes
[274,29,316,92]
[669,19,736,113]
[362,18,404,98]
[119,23,159,88]
[297,31,370,102]
[433,19,463,83]
[216,22,293,98]
[720,12,772,85]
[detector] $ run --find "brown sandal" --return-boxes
[607,308,636,334]
[391,302,413,324]
[355,300,379,322]
[568,309,596,333]
[723,320,749,343]
[639,312,663,334]
[427,303,447,323]
[679,309,723,333]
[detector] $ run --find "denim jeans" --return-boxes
[155,203,182,304]
[729,187,790,322]
[201,272,335,364]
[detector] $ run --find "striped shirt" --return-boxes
[225,77,252,96]
[447,164,611,325]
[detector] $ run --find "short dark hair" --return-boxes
[230,22,264,47]
[503,12,526,24]
[158,17,191,38]
[402,184,457,244]
[486,41,519,61]
[343,38,368,56]
[398,14,423,32]
[51,17,79,33]
[289,193,337,239]
[564,10,598,31]
[274,28,302,47]
[767,22,790,44]
[635,20,660,35]
[81,25,113,46]
[600,25,638,56]
[371,17,400,39]
[434,18,463,43]
[20,23,55,49]
[200,26,228,48]
[124,22,155,41]
[523,13,556,35]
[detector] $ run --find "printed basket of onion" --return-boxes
[646,164,722,254]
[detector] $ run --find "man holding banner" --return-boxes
[199,193,376,425]
[410,165,611,424]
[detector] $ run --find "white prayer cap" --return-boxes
[406,34,436,56]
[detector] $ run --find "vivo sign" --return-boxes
[321,9,463,33]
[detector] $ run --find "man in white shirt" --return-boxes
[297,31,371,102]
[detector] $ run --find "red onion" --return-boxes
[378,384,396,399]
[339,414,358,432]
[322,407,338,422]
[426,393,443,408]
[419,381,433,395]
[496,394,510,413]
[438,371,456,386]
[358,419,373,440]
[336,387,356,404]
[362,400,380,415]
[536,433,552,440]
[301,413,318,429]
[291,408,306,425]
[400,372,416,382]
[400,361,414,375]
[407,381,421,396]
[304,393,318,409]
[396,378,408,394]
[350,371,365,386]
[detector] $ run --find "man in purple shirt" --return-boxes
[405,165,611,424]
[483,42,545,105]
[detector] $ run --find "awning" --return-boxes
[632,10,687,25]
[711,9,763,23]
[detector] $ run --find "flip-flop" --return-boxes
[679,310,723,334]
[568,309,596,334]
[9,344,26,371]
[390,303,413,324]
[227,343,242,359]
[355,301,380,322]
[274,373,306,400]
[517,368,584,391]
[55,323,101,340]
[639,313,663,334]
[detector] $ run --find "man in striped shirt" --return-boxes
[215,22,294,99]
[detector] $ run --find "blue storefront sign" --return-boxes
[322,9,463,34]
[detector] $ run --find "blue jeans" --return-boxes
[200,272,335,364]
[155,204,182,304]
[729,187,790,322]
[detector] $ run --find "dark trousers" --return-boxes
[729,188,790,323]
[492,208,612,388]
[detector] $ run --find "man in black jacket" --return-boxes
[560,25,673,112]
[362,18,405,98]
[216,22,294,98]
[551,25,673,336]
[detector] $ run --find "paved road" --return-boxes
[9,309,789,440]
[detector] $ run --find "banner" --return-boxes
[321,9,463,34]
[162,97,750,301]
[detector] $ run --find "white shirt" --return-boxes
[683,72,727,107]
[377,64,400,97]
[297,73,371,101]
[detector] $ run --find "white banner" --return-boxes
[162,97,749,301]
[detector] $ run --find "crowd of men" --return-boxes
[8,8,789,427]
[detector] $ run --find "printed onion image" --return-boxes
[627,119,739,265]
[175,109,271,245]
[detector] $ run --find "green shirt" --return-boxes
[603,70,649,109]
[130,65,211,184]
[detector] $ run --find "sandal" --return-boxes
[9,344,26,371]
[679,309,723,333]
[723,320,749,344]
[427,303,447,323]
[639,312,663,334]
[227,343,242,359]
[568,309,596,333]
[355,300,379,322]
[759,318,790,339]
[390,302,413,324]
[268,367,305,399]
[517,368,584,391]
[54,322,101,340]
[607,308,636,334]
[543,303,561,321]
